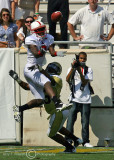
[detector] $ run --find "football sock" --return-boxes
[19,101,44,112]
[67,133,78,142]
[59,127,78,141]
[19,104,30,112]
[51,134,74,149]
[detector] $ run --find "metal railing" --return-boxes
[54,41,114,80]
[54,41,114,53]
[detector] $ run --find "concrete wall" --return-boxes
[17,49,114,147]
[23,107,114,147]
[17,0,114,147]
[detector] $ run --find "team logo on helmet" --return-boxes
[30,21,47,38]
[46,62,62,75]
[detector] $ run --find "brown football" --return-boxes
[51,11,62,22]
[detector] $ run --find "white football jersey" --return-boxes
[25,33,54,67]
[67,67,93,103]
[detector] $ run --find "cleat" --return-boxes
[48,103,73,119]
[13,105,21,123]
[63,146,76,153]
[84,143,93,148]
[13,105,19,112]
[56,103,73,111]
[14,112,21,123]
[74,138,83,147]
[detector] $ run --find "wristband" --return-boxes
[38,51,43,56]
[35,12,39,15]
[54,51,57,56]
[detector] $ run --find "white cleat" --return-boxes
[57,103,73,112]
[13,105,21,123]
[13,105,19,112]
[84,143,93,148]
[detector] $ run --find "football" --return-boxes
[51,11,63,22]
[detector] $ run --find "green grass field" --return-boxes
[0,146,114,160]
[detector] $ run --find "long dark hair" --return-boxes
[0,8,13,24]
[23,16,34,37]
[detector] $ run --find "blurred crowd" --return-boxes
[0,0,113,49]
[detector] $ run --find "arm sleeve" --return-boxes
[105,11,114,25]
[25,36,37,46]
[17,27,25,37]
[48,34,54,47]
[68,8,83,26]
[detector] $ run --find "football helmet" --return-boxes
[30,21,47,38]
[46,62,62,75]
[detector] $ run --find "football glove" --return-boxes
[56,51,66,57]
[56,103,73,112]
[37,45,47,57]
[36,64,43,71]
[40,45,47,54]
[28,64,43,71]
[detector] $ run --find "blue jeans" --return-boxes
[66,102,91,144]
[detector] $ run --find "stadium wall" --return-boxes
[16,0,114,146]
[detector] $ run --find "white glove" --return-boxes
[28,64,43,71]
[35,64,43,71]
[56,51,66,57]
[56,103,73,112]
[40,47,46,54]
[40,45,47,54]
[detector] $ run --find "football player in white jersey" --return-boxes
[11,20,72,122]
[9,62,83,153]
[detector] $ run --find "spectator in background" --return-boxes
[16,19,24,31]
[67,0,114,49]
[101,23,114,41]
[16,16,34,47]
[0,8,19,48]
[47,0,69,49]
[18,0,40,19]
[0,0,16,20]
[65,52,94,147]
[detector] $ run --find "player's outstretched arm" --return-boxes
[48,45,66,57]
[9,70,30,90]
